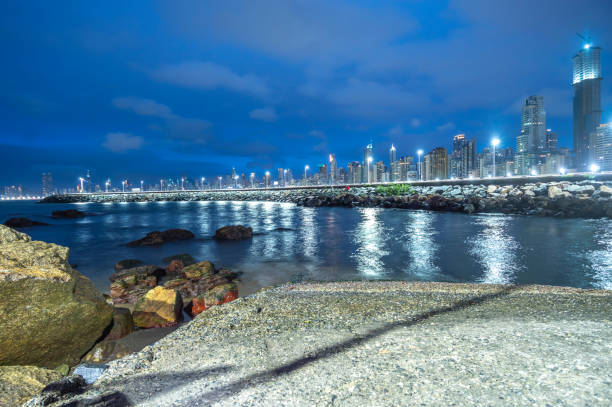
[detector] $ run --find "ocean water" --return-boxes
[1,200,611,294]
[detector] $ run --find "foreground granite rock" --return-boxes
[52,282,611,406]
[4,217,49,228]
[0,225,113,368]
[126,228,195,246]
[0,366,62,406]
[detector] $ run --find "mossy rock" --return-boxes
[132,286,183,328]
[0,365,63,406]
[104,308,134,341]
[0,225,113,368]
[161,253,196,266]
[183,261,215,279]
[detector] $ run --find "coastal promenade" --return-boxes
[52,282,612,406]
[42,173,612,218]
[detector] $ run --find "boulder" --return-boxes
[183,260,215,280]
[165,259,184,274]
[4,217,49,228]
[548,185,564,199]
[191,282,238,316]
[50,209,87,219]
[132,286,183,328]
[109,274,157,305]
[114,259,144,271]
[0,225,113,368]
[126,228,195,247]
[104,307,134,341]
[0,365,63,406]
[600,185,612,197]
[162,253,196,266]
[214,225,253,240]
[109,265,165,282]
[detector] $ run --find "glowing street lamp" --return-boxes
[250,172,255,188]
[530,169,538,176]
[140,180,144,191]
[122,180,126,193]
[417,150,423,181]
[506,172,512,177]
[589,164,600,173]
[79,177,84,193]
[367,156,373,183]
[105,179,110,193]
[304,165,309,180]
[201,177,205,190]
[559,167,567,175]
[265,171,270,188]
[181,177,185,191]
[218,176,222,189]
[491,137,500,178]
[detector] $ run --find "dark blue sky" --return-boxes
[1,0,611,190]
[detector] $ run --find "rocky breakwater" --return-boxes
[42,178,612,218]
[295,180,612,218]
[0,225,113,405]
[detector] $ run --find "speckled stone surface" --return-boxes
[57,282,612,406]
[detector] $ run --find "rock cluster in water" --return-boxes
[42,179,612,218]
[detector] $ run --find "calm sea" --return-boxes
[1,200,610,294]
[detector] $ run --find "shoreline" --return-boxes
[42,178,612,218]
[44,280,612,406]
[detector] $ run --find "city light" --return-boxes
[584,43,591,50]
[530,169,537,176]
[79,177,84,193]
[559,168,567,175]
[589,164,600,173]
[491,137,500,178]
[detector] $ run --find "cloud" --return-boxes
[249,107,277,122]
[111,96,211,142]
[410,118,421,128]
[152,62,269,97]
[112,97,176,119]
[103,132,144,153]
[436,122,455,132]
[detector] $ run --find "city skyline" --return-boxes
[1,1,611,191]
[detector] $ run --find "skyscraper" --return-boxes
[592,123,612,171]
[424,148,447,180]
[573,43,602,170]
[461,139,476,178]
[363,143,373,183]
[515,131,529,175]
[522,96,546,154]
[546,129,558,152]
[389,145,398,181]
[41,173,53,196]
[329,154,337,184]
[348,161,361,184]
[450,134,465,178]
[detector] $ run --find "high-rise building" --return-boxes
[277,168,285,186]
[363,143,373,183]
[515,131,529,175]
[461,138,477,178]
[522,96,546,156]
[546,129,558,152]
[41,173,53,196]
[348,161,361,184]
[424,148,447,180]
[573,43,602,170]
[318,164,328,184]
[449,134,465,178]
[329,154,337,184]
[375,161,385,182]
[397,156,416,181]
[389,145,398,181]
[592,123,612,171]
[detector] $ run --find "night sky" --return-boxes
[1,0,611,190]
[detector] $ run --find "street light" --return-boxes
[105,179,110,193]
[491,137,500,178]
[181,177,185,190]
[304,165,309,181]
[140,180,144,191]
[218,176,222,189]
[417,150,423,181]
[367,156,373,183]
[530,169,537,176]
[559,167,567,175]
[122,180,126,193]
[79,177,84,193]
[589,164,600,173]
[265,171,270,188]
[201,177,205,190]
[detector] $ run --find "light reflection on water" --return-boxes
[467,215,523,284]
[352,208,390,277]
[0,201,610,294]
